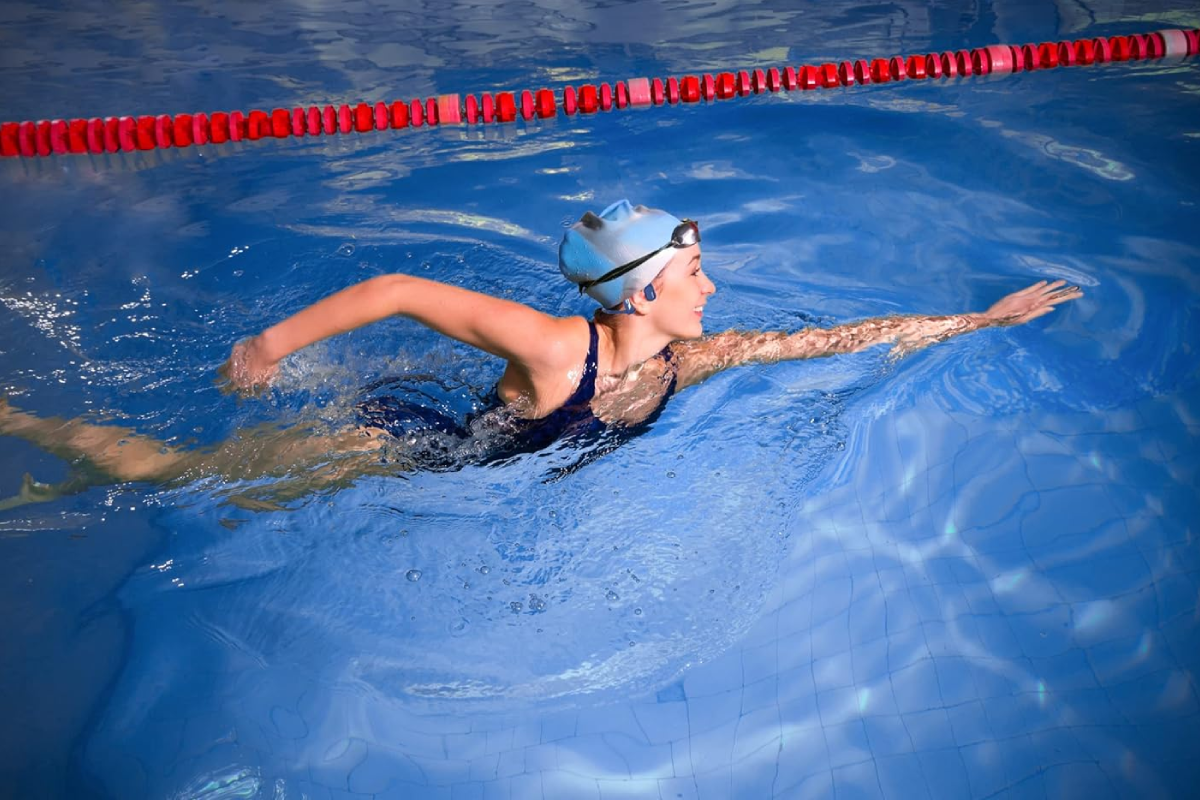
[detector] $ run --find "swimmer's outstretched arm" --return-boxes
[221,274,579,394]
[672,280,1082,388]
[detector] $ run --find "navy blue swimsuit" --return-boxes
[356,321,678,466]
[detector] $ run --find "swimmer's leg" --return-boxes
[188,423,387,483]
[0,470,94,513]
[0,397,389,495]
[0,398,195,483]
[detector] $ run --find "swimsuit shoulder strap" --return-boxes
[561,319,600,407]
[584,320,600,384]
[660,342,678,400]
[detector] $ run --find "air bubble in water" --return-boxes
[605,590,619,602]
[405,569,422,582]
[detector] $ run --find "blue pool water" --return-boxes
[2,1,1199,798]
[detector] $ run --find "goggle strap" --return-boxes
[574,219,700,293]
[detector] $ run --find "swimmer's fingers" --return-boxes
[214,369,273,398]
[1028,284,1083,314]
[983,281,1082,325]
[1013,286,1082,324]
[1019,305,1058,323]
[1012,279,1057,298]
[215,341,278,397]
[214,369,251,397]
[213,365,243,397]
[1045,284,1084,304]
[1019,279,1053,295]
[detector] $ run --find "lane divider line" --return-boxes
[2,29,1196,160]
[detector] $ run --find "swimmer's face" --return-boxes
[646,244,716,339]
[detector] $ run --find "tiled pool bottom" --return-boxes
[75,391,1198,800]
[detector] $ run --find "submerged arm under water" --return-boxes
[671,280,1081,389]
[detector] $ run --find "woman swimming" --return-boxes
[0,199,1081,506]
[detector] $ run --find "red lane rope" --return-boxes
[2,29,1197,160]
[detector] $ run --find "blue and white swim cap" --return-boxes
[559,199,684,309]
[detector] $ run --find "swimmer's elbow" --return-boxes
[373,273,428,316]
[376,273,414,297]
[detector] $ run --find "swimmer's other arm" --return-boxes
[220,274,576,393]
[672,280,1082,389]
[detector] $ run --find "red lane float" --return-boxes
[68,119,88,153]
[925,53,944,78]
[1,122,18,157]
[535,89,554,119]
[193,113,210,145]
[615,82,630,108]
[212,112,231,143]
[1158,29,1188,57]
[940,52,959,78]
[651,78,665,104]
[955,50,974,76]
[495,92,515,123]
[627,78,650,106]
[50,120,69,154]
[4,28,1195,159]
[578,85,598,114]
[679,76,698,102]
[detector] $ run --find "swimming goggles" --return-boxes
[577,219,700,293]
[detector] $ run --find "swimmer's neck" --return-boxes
[592,311,679,375]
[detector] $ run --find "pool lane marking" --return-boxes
[2,29,1197,160]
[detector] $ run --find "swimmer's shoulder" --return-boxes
[498,315,594,406]
[530,315,593,371]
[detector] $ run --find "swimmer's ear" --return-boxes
[627,284,657,315]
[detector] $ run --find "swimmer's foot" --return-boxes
[0,396,34,436]
[0,472,66,511]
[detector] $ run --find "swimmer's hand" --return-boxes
[979,280,1082,326]
[217,336,278,395]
